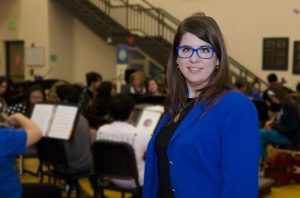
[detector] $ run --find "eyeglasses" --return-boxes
[176,45,215,59]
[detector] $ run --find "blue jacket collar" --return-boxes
[152,102,204,142]
[170,102,204,142]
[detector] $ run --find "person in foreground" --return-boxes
[96,94,151,189]
[143,13,260,198]
[0,113,42,198]
[56,84,92,175]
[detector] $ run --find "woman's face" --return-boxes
[148,80,158,93]
[0,81,8,95]
[132,76,141,87]
[30,90,44,104]
[176,32,219,90]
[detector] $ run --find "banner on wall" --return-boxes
[116,44,128,64]
[115,44,129,92]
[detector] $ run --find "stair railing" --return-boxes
[88,0,269,93]
[89,0,177,43]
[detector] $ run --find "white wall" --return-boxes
[20,0,49,79]
[0,0,49,78]
[72,19,116,84]
[48,0,74,82]
[141,0,300,89]
[48,0,116,84]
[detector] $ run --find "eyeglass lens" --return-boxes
[177,46,214,59]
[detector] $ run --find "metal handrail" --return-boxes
[140,0,180,24]
[89,0,177,41]
[228,56,269,90]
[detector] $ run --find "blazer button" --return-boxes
[169,160,173,165]
[171,188,175,192]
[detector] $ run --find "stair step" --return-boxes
[56,0,169,67]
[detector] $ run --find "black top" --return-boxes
[155,98,195,198]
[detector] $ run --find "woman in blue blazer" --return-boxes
[143,13,260,198]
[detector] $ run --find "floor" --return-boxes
[20,158,133,198]
[20,158,300,198]
[264,184,300,198]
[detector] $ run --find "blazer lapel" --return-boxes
[170,103,203,142]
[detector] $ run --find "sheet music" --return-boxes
[136,109,162,135]
[47,105,78,139]
[31,104,55,136]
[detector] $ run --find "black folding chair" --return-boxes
[19,145,39,176]
[22,183,62,198]
[36,138,90,198]
[91,140,142,198]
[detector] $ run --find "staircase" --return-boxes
[55,0,269,93]
[55,0,131,44]
[56,0,171,67]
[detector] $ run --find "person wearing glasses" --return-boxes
[143,13,260,198]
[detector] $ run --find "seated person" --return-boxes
[48,80,69,102]
[234,79,248,95]
[96,94,151,188]
[0,76,9,113]
[0,113,42,197]
[134,77,167,105]
[56,84,92,174]
[267,73,295,105]
[146,78,163,96]
[1,85,45,122]
[85,81,116,129]
[252,99,269,128]
[1,85,45,175]
[260,90,300,159]
[234,79,263,101]
[121,71,146,96]
[80,72,102,114]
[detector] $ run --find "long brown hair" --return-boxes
[166,13,232,119]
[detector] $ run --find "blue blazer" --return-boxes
[143,91,260,198]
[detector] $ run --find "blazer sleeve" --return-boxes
[219,94,260,198]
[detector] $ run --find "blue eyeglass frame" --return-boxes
[176,45,216,59]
